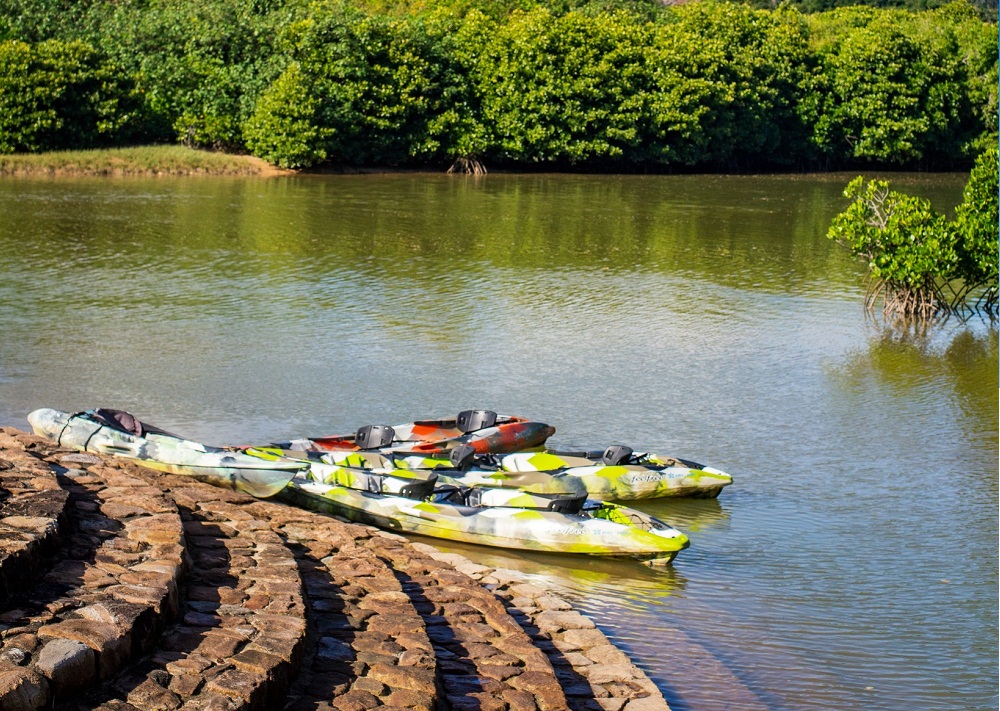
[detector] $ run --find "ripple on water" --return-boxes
[0,174,994,711]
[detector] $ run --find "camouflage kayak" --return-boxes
[28,409,689,562]
[273,409,554,456]
[279,465,690,564]
[27,408,308,498]
[307,445,733,501]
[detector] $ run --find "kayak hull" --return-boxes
[27,408,307,498]
[385,451,734,501]
[280,417,555,456]
[279,478,688,563]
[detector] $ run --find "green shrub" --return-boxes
[0,39,136,152]
[648,3,812,167]
[952,145,999,306]
[828,176,954,317]
[88,0,294,149]
[805,5,983,165]
[243,63,327,168]
[466,9,652,165]
[270,3,461,166]
[829,146,999,317]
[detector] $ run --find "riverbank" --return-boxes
[0,146,291,177]
[0,426,670,711]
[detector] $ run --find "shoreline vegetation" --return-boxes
[0,144,987,179]
[0,145,291,177]
[0,0,995,174]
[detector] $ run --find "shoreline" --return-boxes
[0,146,973,180]
[0,146,293,178]
[0,426,672,711]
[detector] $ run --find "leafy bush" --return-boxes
[243,63,327,168]
[828,145,998,318]
[85,0,295,149]
[648,4,812,167]
[465,8,651,165]
[271,3,458,166]
[805,3,991,165]
[0,39,136,152]
[952,144,999,307]
[828,176,954,316]
[0,0,994,170]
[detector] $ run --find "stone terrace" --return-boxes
[0,428,671,711]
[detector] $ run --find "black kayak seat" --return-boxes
[546,493,587,514]
[355,424,395,450]
[456,409,497,433]
[602,445,634,466]
[357,470,436,500]
[398,476,437,501]
[449,443,477,471]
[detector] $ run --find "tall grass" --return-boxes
[0,145,283,176]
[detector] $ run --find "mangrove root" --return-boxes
[447,157,487,175]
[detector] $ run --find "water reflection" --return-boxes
[416,534,688,593]
[833,325,999,456]
[627,498,731,534]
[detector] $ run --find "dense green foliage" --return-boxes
[0,39,137,152]
[828,146,998,318]
[0,0,995,171]
[952,145,999,308]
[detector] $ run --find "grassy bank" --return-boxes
[0,145,288,177]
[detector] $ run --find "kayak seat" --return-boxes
[355,425,395,450]
[449,444,477,471]
[432,484,470,506]
[358,470,437,500]
[398,476,437,501]
[546,493,587,514]
[456,410,497,433]
[88,408,181,438]
[602,445,634,466]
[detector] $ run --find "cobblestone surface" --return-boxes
[0,427,671,711]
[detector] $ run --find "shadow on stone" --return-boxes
[504,609,604,711]
[389,569,490,709]
[61,505,236,709]
[13,475,112,610]
[282,539,355,711]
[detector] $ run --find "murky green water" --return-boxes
[1,172,995,711]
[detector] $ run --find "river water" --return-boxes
[0,172,995,711]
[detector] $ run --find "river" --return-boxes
[0,172,995,711]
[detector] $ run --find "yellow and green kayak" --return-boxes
[29,409,689,563]
[307,445,733,501]
[279,472,689,564]
[252,447,690,563]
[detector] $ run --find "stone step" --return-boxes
[0,433,185,711]
[77,476,307,711]
[417,548,670,711]
[380,543,570,711]
[0,429,672,711]
[243,500,440,711]
[0,429,72,606]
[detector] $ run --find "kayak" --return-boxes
[471,447,733,500]
[27,410,689,562]
[279,469,690,564]
[246,446,589,512]
[312,445,733,501]
[251,448,692,562]
[26,408,308,498]
[274,409,555,456]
